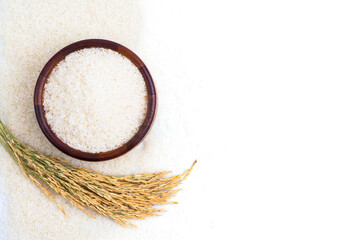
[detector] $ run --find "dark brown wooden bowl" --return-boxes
[34,39,156,161]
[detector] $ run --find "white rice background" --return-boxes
[0,0,225,239]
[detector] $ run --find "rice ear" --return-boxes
[0,119,196,227]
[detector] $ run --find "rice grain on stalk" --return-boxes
[0,119,196,227]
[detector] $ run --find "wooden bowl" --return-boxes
[34,39,156,161]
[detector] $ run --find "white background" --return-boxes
[200,0,360,239]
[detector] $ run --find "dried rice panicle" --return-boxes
[0,119,196,227]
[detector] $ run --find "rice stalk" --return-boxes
[0,119,196,227]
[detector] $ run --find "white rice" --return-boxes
[0,1,203,239]
[43,48,147,153]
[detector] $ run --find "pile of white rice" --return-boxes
[43,48,147,153]
[0,1,205,240]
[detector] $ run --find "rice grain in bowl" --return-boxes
[34,39,157,161]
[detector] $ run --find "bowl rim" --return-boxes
[34,39,157,161]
